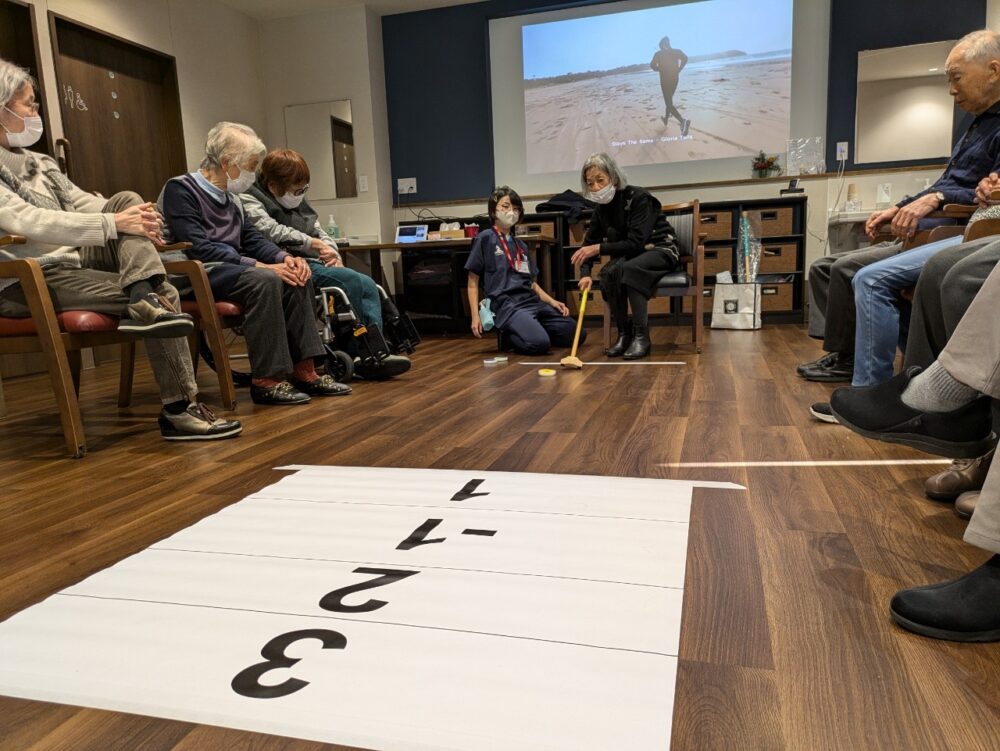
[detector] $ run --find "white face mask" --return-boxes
[2,106,43,148]
[225,164,256,194]
[495,209,519,229]
[276,191,305,209]
[589,184,616,205]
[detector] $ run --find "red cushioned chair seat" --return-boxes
[180,300,243,317]
[0,310,119,337]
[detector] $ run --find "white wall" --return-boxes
[259,5,393,243]
[856,77,953,164]
[25,0,267,173]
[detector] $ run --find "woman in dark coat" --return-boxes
[574,153,680,359]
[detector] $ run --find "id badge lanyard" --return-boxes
[496,230,529,274]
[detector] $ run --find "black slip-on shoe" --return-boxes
[292,374,352,396]
[797,351,838,377]
[250,381,311,405]
[890,555,1000,642]
[354,355,412,380]
[800,353,854,382]
[830,367,996,458]
[809,402,838,423]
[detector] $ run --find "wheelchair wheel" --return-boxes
[324,349,355,382]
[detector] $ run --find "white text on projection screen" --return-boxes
[522,0,793,174]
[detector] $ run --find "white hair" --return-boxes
[955,29,1000,64]
[0,58,36,109]
[581,152,628,191]
[200,121,266,170]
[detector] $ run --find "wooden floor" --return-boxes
[1,324,999,750]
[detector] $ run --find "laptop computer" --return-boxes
[395,224,429,244]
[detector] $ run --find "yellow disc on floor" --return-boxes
[538,368,557,377]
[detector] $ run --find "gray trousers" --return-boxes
[903,236,1000,370]
[226,266,325,379]
[0,191,197,404]
[807,242,899,351]
[939,263,1000,554]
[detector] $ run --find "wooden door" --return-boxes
[331,116,356,198]
[48,14,185,200]
[0,0,53,156]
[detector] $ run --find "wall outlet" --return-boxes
[358,175,368,193]
[397,177,417,195]
[836,141,849,161]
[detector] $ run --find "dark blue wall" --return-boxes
[384,0,987,203]
[826,0,985,170]
[383,0,618,203]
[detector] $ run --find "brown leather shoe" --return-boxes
[955,491,980,520]
[924,449,994,501]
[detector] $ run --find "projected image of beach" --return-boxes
[523,0,793,174]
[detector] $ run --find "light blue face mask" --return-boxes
[479,298,495,331]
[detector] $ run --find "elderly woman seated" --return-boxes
[239,149,410,379]
[160,122,351,405]
[0,58,240,441]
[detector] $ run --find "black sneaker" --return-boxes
[158,402,242,441]
[292,373,352,396]
[830,367,996,458]
[809,402,837,423]
[250,381,311,405]
[890,556,1000,642]
[800,352,854,382]
[119,293,194,338]
[354,355,412,380]
[797,351,838,377]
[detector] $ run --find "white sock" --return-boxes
[901,362,979,413]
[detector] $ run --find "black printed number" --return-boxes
[231,629,346,699]
[320,567,420,613]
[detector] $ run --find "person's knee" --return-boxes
[110,190,144,209]
[511,327,550,354]
[245,267,283,301]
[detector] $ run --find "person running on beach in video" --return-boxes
[650,36,690,136]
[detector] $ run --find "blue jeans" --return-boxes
[851,234,963,387]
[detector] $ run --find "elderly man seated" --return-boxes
[805,30,1000,422]
[160,122,350,405]
[0,58,241,441]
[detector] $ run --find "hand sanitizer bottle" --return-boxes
[326,214,340,239]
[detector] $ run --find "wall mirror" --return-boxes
[855,40,956,164]
[283,100,357,199]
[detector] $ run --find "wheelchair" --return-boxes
[199,283,420,385]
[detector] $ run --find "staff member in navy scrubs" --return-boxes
[467,187,583,355]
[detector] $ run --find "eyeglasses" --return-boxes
[290,184,310,197]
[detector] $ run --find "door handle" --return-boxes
[56,137,72,177]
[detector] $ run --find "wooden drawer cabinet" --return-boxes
[760,282,794,312]
[754,206,794,237]
[759,242,797,273]
[701,246,734,277]
[517,221,555,238]
[681,286,713,313]
[700,210,733,240]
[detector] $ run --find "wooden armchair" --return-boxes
[593,200,706,353]
[0,237,236,457]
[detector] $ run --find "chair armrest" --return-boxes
[0,235,27,247]
[927,225,966,243]
[0,257,64,339]
[967,217,1000,242]
[156,242,192,252]
[937,204,976,219]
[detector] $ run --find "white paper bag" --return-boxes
[711,282,762,330]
